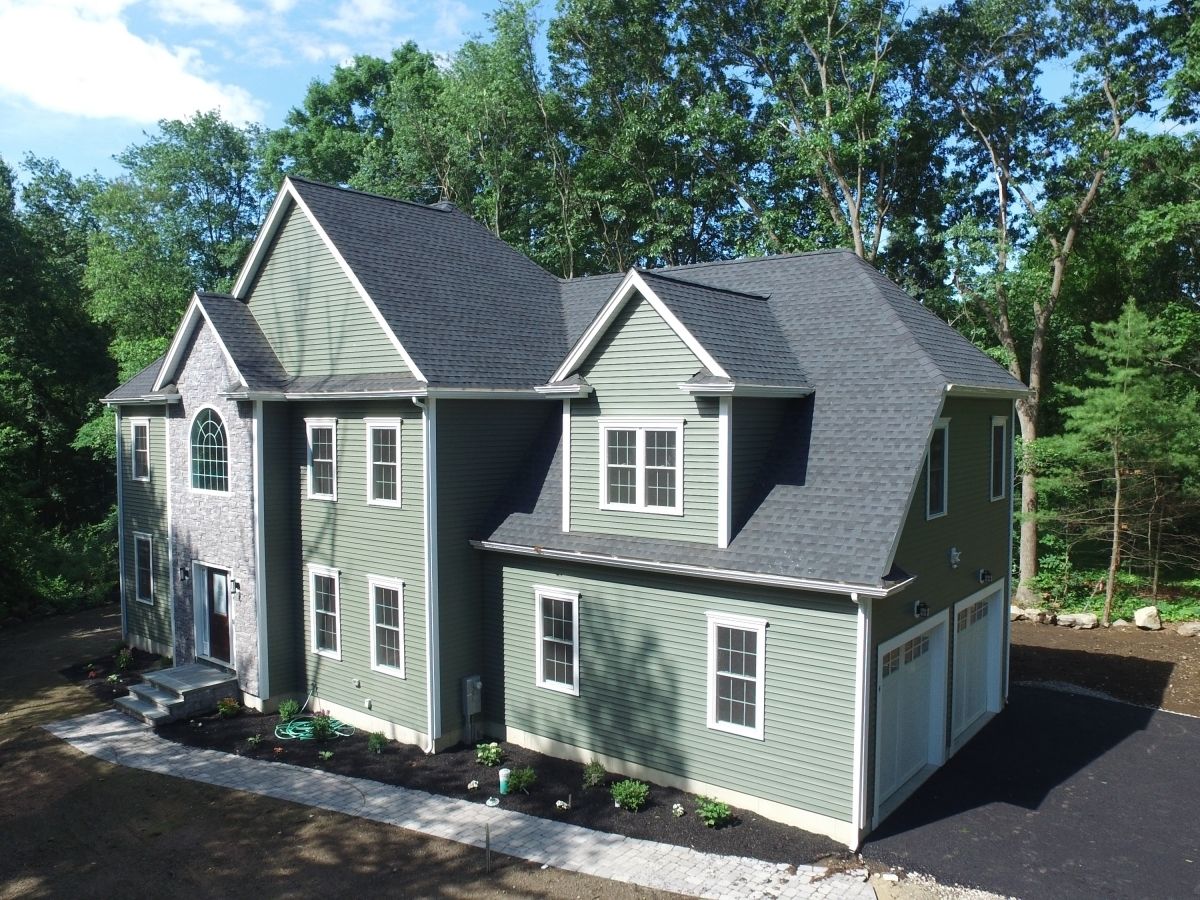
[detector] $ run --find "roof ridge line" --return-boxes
[285,175,454,214]
[638,268,770,301]
[847,256,947,386]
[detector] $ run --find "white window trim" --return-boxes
[132,532,154,605]
[989,415,1007,502]
[364,418,403,508]
[188,405,231,495]
[308,564,342,661]
[368,575,405,678]
[130,418,151,482]
[706,611,767,741]
[534,585,580,696]
[926,417,950,520]
[597,416,684,516]
[306,418,338,502]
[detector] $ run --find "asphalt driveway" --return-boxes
[863,684,1200,899]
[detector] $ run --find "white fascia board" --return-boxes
[152,294,246,392]
[945,383,1030,399]
[282,179,429,384]
[231,183,294,299]
[472,540,914,598]
[677,382,814,398]
[101,395,182,406]
[426,387,547,399]
[550,269,730,383]
[534,384,594,397]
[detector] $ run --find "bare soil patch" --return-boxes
[158,709,850,867]
[1010,620,1200,716]
[58,644,162,702]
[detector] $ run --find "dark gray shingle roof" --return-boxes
[195,292,289,390]
[105,356,168,403]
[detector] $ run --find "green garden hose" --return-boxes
[274,714,355,741]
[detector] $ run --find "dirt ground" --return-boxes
[0,606,677,900]
[1010,620,1200,716]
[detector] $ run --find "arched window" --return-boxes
[190,408,229,492]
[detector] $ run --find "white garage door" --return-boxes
[876,618,947,808]
[951,589,1002,742]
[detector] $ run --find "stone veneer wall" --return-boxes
[167,321,262,697]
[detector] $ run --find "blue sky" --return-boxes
[0,0,521,179]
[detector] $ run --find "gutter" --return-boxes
[471,540,914,599]
[944,383,1030,399]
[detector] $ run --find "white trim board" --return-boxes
[551,269,729,383]
[252,401,270,699]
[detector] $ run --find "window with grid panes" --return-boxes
[311,569,339,657]
[371,579,404,675]
[190,408,228,492]
[131,420,150,481]
[535,587,579,695]
[706,613,766,739]
[307,420,336,500]
[367,421,400,505]
[599,419,683,514]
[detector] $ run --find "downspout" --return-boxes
[850,590,873,847]
[414,396,440,752]
[164,406,175,658]
[115,408,127,641]
[1004,402,1015,701]
[252,401,270,700]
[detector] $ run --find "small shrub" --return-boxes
[694,795,732,828]
[367,731,387,754]
[277,699,300,722]
[507,766,537,794]
[216,696,241,718]
[318,750,334,761]
[310,714,334,741]
[476,741,504,766]
[106,673,121,684]
[582,759,607,789]
[246,734,263,748]
[611,779,649,812]
[115,646,134,671]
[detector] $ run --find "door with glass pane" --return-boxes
[195,564,231,664]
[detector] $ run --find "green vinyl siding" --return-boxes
[485,557,858,822]
[119,406,172,652]
[877,397,1014,644]
[263,402,301,695]
[297,402,426,732]
[435,400,556,736]
[247,202,410,377]
[570,294,718,542]
[730,397,788,532]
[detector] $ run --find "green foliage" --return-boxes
[277,699,300,723]
[318,750,334,761]
[115,646,133,671]
[246,734,263,748]
[216,697,241,718]
[507,766,537,793]
[310,714,335,741]
[367,732,387,754]
[694,795,732,828]
[611,779,650,812]
[582,759,607,789]
[476,742,504,766]
[1035,569,1200,623]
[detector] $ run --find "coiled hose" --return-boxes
[274,696,355,741]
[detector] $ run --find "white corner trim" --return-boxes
[164,409,175,654]
[115,410,126,638]
[367,575,406,679]
[705,611,767,741]
[421,398,441,750]
[561,399,571,533]
[153,294,247,392]
[718,397,731,548]
[850,594,873,845]
[364,418,404,508]
[533,585,581,696]
[284,180,429,383]
[550,269,729,382]
[308,563,342,661]
[252,401,270,699]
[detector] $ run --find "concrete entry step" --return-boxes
[113,662,238,727]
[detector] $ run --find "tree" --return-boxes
[927,0,1166,603]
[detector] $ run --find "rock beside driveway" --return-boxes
[1134,606,1163,631]
[1177,622,1200,638]
[1058,613,1099,629]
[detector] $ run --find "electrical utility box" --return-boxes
[462,675,482,717]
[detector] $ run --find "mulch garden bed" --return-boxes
[157,709,850,866]
[59,645,162,702]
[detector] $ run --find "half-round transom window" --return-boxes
[190,408,229,492]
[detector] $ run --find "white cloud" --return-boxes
[0,0,264,124]
[433,0,471,43]
[325,0,414,36]
[149,0,249,28]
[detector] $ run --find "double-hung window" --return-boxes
[535,586,580,695]
[306,419,337,501]
[706,612,766,740]
[309,565,341,659]
[365,419,401,507]
[133,533,153,604]
[130,419,150,481]
[369,576,405,677]
[926,418,949,519]
[990,416,1007,501]
[598,417,684,515]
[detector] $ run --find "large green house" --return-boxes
[105,177,1026,848]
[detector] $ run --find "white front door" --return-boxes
[951,588,1002,742]
[875,614,947,815]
